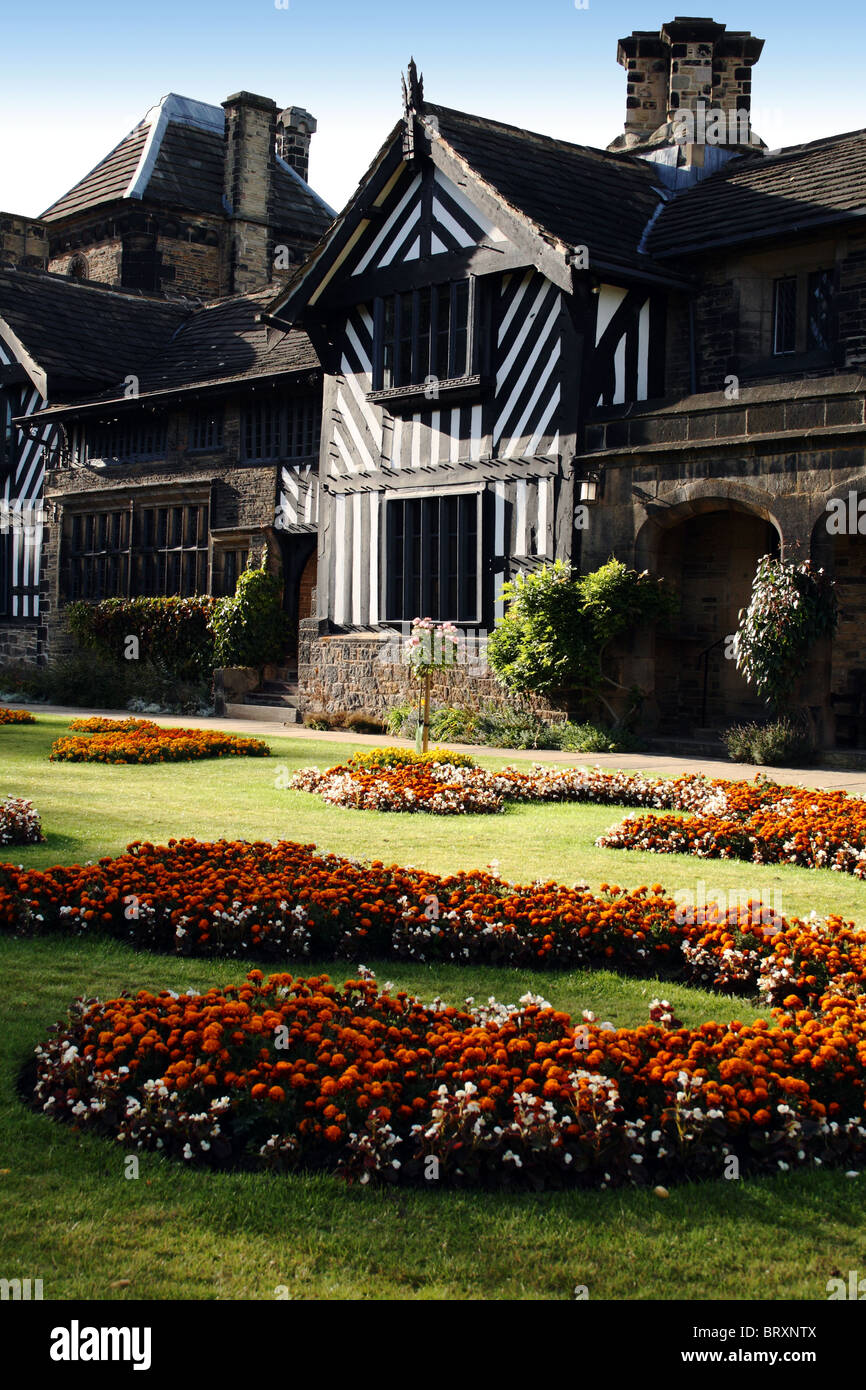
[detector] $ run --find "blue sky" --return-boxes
[1,1,863,218]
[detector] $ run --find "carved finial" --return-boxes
[402,57,424,163]
[405,57,424,112]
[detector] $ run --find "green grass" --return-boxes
[2,713,866,1300]
[4,714,865,925]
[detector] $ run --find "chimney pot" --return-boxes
[276,105,317,183]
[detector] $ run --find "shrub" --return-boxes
[67,596,217,683]
[724,717,814,767]
[385,701,635,752]
[211,567,288,669]
[488,559,676,724]
[302,710,348,730]
[553,720,642,753]
[473,703,556,749]
[38,652,134,709]
[386,703,415,737]
[430,705,478,742]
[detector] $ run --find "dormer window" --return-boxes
[372,280,474,396]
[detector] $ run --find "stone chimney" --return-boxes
[609,17,764,160]
[276,106,317,183]
[222,91,277,294]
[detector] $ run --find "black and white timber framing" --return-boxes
[0,329,52,619]
[268,70,673,632]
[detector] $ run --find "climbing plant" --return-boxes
[734,555,838,710]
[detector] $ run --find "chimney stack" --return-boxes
[609,17,764,158]
[276,106,317,183]
[221,90,277,294]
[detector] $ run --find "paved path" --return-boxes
[8,701,866,796]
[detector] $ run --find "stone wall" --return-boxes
[0,621,43,666]
[297,622,570,722]
[49,240,124,286]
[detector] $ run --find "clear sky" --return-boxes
[1,0,864,219]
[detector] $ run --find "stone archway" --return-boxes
[644,503,780,732]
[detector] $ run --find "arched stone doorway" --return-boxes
[651,506,780,732]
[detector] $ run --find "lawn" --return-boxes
[1,712,865,1300]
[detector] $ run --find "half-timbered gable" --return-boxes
[267,67,680,643]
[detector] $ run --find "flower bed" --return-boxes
[0,706,36,725]
[50,718,269,765]
[290,760,720,817]
[3,837,865,1010]
[31,967,866,1188]
[0,796,44,846]
[293,759,866,878]
[290,764,505,814]
[598,779,866,878]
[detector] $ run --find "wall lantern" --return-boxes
[577,473,601,504]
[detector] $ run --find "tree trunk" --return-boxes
[422,672,431,753]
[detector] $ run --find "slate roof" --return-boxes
[647,128,866,257]
[41,93,333,241]
[427,104,667,278]
[23,286,319,419]
[0,266,191,396]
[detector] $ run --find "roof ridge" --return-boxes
[0,264,197,307]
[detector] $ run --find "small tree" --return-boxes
[403,617,459,752]
[734,556,837,711]
[487,559,676,724]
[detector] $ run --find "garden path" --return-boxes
[7,702,866,795]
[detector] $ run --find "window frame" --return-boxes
[240,395,322,464]
[85,415,168,465]
[371,278,478,398]
[187,405,225,453]
[384,489,482,625]
[62,495,210,602]
[771,267,835,358]
[0,388,15,476]
[210,536,251,597]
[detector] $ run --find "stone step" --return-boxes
[259,680,298,695]
[245,691,299,708]
[225,702,302,724]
